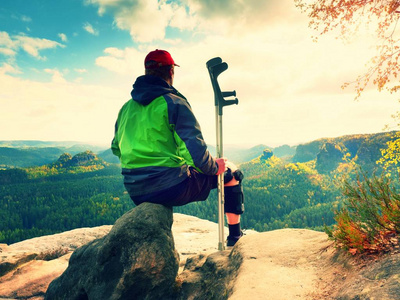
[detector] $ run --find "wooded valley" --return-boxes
[0,131,397,244]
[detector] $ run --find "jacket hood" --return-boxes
[131,75,175,106]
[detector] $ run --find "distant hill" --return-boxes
[98,145,284,166]
[0,140,64,148]
[0,140,108,151]
[0,147,65,168]
[0,141,109,169]
[98,148,120,164]
[223,144,269,164]
[51,151,106,168]
[292,131,397,173]
[24,150,110,178]
[0,150,111,183]
[0,141,294,168]
[0,132,394,171]
[208,144,296,164]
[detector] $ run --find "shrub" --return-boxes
[327,172,400,255]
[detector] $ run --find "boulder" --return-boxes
[177,249,242,299]
[260,149,273,160]
[0,226,112,299]
[45,202,179,300]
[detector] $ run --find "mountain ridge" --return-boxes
[1,130,396,169]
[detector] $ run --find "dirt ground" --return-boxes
[173,216,342,299]
[227,229,336,299]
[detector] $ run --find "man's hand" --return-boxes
[215,157,227,175]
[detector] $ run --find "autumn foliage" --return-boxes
[378,131,400,170]
[328,172,400,255]
[295,0,400,98]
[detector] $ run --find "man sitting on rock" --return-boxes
[111,49,244,246]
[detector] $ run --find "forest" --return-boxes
[0,132,397,244]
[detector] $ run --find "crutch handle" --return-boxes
[222,91,236,98]
[224,98,239,106]
[206,58,239,115]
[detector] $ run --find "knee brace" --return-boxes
[224,183,244,214]
[224,168,244,184]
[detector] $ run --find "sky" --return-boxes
[1,0,399,149]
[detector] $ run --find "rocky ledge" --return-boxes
[1,203,399,299]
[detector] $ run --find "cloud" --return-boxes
[11,14,32,23]
[58,33,68,42]
[86,0,193,42]
[0,63,21,75]
[0,69,126,144]
[15,35,65,60]
[0,47,16,56]
[83,22,99,35]
[2,0,397,146]
[95,47,143,75]
[0,32,17,50]
[88,0,389,146]
[74,68,88,73]
[186,0,291,22]
[168,5,198,31]
[44,68,67,84]
[20,15,32,22]
[84,0,304,44]
[89,0,378,102]
[0,31,65,60]
[172,0,300,36]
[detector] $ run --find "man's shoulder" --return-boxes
[119,99,136,112]
[163,91,190,108]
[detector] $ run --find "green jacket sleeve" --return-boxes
[166,93,218,175]
[111,121,121,158]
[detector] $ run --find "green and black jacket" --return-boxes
[111,75,217,196]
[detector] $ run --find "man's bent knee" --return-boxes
[224,167,244,187]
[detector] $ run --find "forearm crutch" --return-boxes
[206,57,238,250]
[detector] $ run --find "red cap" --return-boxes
[144,49,179,69]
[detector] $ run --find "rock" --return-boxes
[0,214,236,300]
[0,225,112,276]
[0,226,112,299]
[316,142,344,173]
[171,213,232,271]
[0,251,38,277]
[3,212,400,300]
[54,153,72,166]
[0,253,71,299]
[177,249,242,299]
[292,140,323,163]
[45,202,179,300]
[68,151,98,166]
[260,149,273,160]
[0,244,8,252]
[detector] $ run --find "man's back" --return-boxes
[112,74,216,196]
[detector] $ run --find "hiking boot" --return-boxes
[226,231,244,247]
